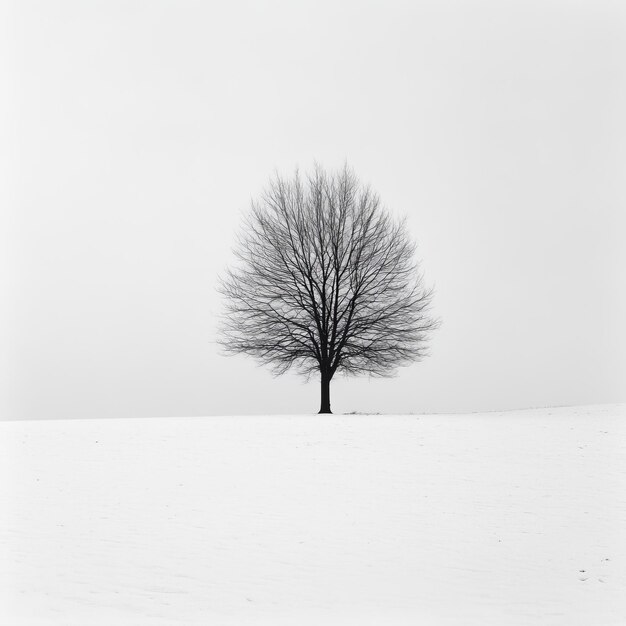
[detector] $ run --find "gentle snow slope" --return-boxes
[1,405,625,625]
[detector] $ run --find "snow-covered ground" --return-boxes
[1,405,625,625]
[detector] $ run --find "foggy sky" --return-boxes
[2,0,625,418]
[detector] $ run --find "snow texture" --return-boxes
[1,405,625,625]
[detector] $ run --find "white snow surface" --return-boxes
[1,405,626,625]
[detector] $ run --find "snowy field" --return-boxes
[1,405,625,626]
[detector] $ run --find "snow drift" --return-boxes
[1,405,625,625]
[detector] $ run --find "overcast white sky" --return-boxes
[2,0,625,418]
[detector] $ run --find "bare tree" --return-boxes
[218,165,438,414]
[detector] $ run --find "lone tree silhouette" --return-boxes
[218,165,438,414]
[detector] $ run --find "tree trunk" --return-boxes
[319,373,332,414]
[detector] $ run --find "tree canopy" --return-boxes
[218,165,438,413]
